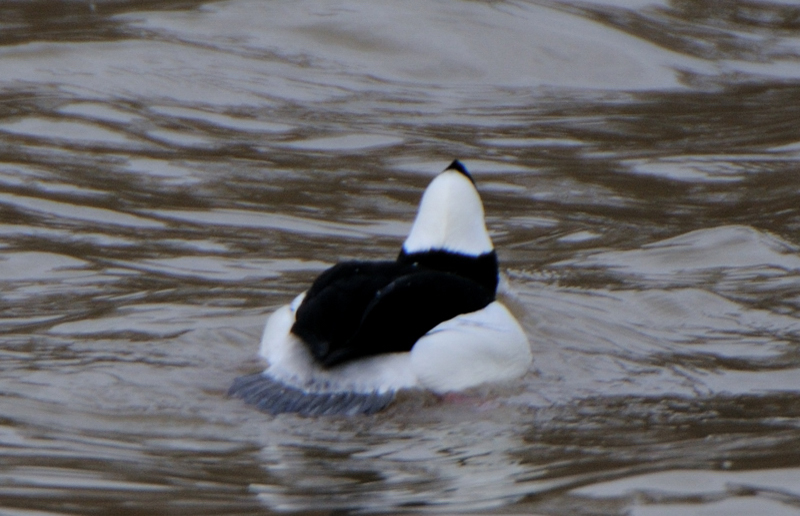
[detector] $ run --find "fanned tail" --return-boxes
[228,373,395,416]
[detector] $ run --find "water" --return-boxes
[1,0,800,514]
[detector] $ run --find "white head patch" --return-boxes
[402,167,494,256]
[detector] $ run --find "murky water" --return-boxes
[1,0,800,514]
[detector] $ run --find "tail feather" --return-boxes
[229,373,395,416]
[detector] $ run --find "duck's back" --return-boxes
[291,259,494,367]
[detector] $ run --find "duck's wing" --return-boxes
[228,373,395,416]
[319,270,494,366]
[291,260,411,362]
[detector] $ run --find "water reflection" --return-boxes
[1,0,800,514]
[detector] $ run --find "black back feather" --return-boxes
[291,250,497,367]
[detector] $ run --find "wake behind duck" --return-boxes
[229,160,532,415]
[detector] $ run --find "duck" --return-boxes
[229,160,532,415]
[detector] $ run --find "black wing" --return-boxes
[294,265,493,367]
[397,248,499,294]
[291,260,415,360]
[336,270,493,365]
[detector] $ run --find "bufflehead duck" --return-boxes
[229,160,532,415]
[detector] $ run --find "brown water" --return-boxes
[1,0,800,514]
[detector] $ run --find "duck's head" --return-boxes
[402,160,494,257]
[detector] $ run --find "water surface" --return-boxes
[1,0,800,514]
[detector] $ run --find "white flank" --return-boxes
[409,301,532,393]
[402,169,494,256]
